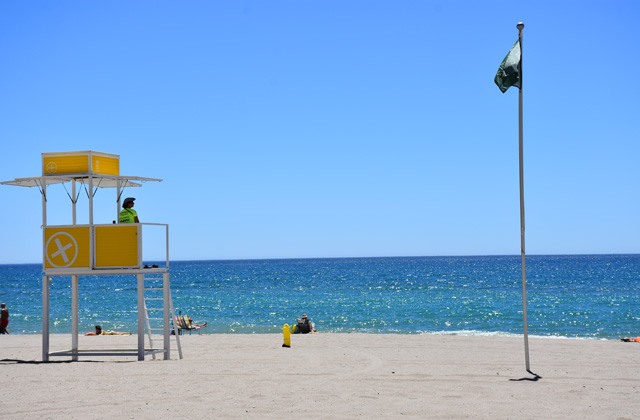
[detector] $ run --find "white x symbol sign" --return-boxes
[46,232,79,267]
[45,161,58,174]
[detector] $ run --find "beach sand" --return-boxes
[1,333,638,419]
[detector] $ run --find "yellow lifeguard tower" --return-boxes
[1,150,181,361]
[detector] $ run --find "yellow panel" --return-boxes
[43,154,90,175]
[42,151,120,176]
[44,226,91,269]
[95,225,139,267]
[91,154,120,176]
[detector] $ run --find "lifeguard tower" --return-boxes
[1,151,181,361]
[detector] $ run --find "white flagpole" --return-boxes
[516,21,533,375]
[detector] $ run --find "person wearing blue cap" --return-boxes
[118,197,140,223]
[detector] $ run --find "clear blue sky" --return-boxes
[1,1,638,264]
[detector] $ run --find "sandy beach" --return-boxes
[1,333,638,419]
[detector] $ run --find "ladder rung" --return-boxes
[147,317,164,321]
[144,287,164,291]
[145,297,163,301]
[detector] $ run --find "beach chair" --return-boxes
[174,315,207,335]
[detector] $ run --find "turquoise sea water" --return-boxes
[1,255,638,339]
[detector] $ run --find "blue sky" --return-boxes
[1,1,638,264]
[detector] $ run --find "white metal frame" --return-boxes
[1,167,177,361]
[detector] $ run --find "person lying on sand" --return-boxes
[188,317,208,329]
[620,337,640,342]
[84,325,131,336]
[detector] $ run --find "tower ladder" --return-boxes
[142,272,183,359]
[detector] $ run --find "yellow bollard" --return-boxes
[282,323,291,348]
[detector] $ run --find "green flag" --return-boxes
[494,39,521,93]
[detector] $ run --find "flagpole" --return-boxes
[516,21,533,375]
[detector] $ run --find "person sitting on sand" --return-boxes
[293,313,315,334]
[84,325,131,336]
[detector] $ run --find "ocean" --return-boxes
[1,255,638,339]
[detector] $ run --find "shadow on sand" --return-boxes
[510,369,542,382]
[0,358,134,365]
